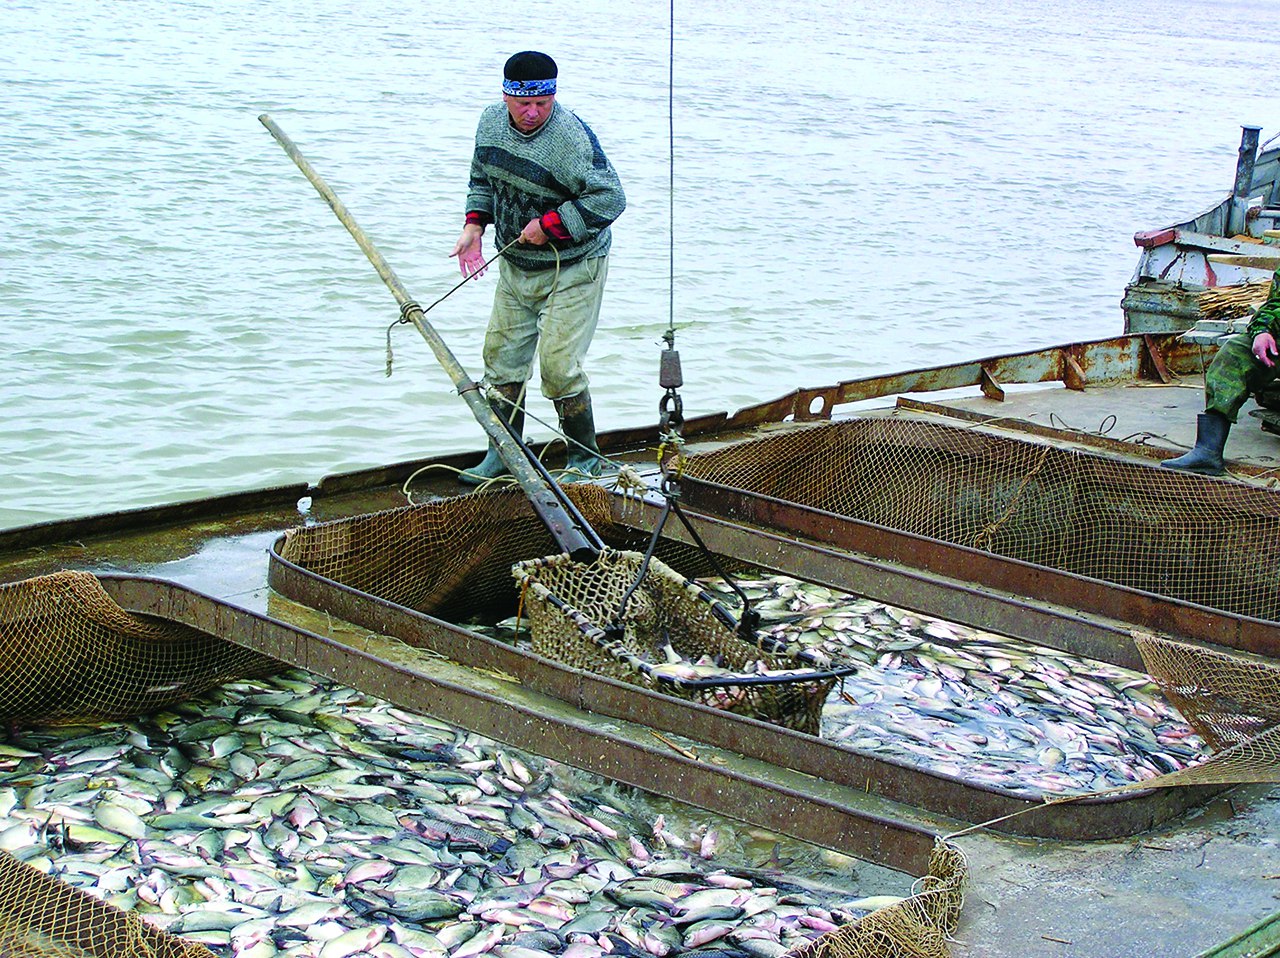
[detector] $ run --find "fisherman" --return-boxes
[451,50,626,485]
[1162,265,1280,476]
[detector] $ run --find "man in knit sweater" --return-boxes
[1163,265,1280,476]
[451,50,626,485]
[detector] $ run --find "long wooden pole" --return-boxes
[259,114,603,562]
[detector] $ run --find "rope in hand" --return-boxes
[385,236,523,377]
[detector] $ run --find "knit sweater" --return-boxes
[465,102,625,271]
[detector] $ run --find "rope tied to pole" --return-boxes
[385,237,523,377]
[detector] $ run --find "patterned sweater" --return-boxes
[1247,267,1280,339]
[465,102,625,271]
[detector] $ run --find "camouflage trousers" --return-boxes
[1205,333,1278,422]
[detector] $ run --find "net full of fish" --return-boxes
[0,669,912,958]
[693,574,1206,798]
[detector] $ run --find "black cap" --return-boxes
[503,51,557,96]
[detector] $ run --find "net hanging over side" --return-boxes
[0,570,279,725]
[785,838,967,958]
[1118,631,1280,789]
[0,849,214,958]
[681,416,1280,622]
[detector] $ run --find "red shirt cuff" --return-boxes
[540,210,572,241]
[465,211,492,227]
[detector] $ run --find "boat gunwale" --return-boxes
[0,332,1209,558]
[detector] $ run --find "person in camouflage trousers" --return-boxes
[1163,266,1280,476]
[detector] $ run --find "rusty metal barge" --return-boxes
[5,325,1280,957]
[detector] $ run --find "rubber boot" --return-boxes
[459,383,525,486]
[1160,412,1230,476]
[554,390,603,482]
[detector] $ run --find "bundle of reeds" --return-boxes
[1199,280,1273,320]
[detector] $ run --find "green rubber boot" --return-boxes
[554,390,603,483]
[1160,412,1230,477]
[459,382,525,486]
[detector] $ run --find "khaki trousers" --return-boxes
[483,254,609,400]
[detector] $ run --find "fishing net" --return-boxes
[0,850,213,958]
[785,838,967,958]
[512,550,846,735]
[276,484,717,624]
[279,485,838,731]
[0,570,279,725]
[7,447,1280,958]
[679,416,1280,622]
[0,573,273,957]
[1115,630,1280,790]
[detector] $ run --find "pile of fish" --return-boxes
[0,670,909,958]
[696,575,1206,797]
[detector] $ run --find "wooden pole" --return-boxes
[258,114,603,563]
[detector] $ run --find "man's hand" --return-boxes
[1254,331,1278,368]
[451,224,487,279]
[519,217,549,246]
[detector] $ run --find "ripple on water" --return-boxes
[3,0,1277,525]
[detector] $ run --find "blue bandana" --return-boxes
[503,77,556,97]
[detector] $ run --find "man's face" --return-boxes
[504,94,555,133]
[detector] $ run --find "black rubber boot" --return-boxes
[1160,412,1230,476]
[459,383,525,486]
[554,390,603,482]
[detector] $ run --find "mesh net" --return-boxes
[1116,631,1280,791]
[513,550,842,735]
[278,485,715,623]
[0,572,266,958]
[680,417,1280,621]
[0,570,279,725]
[1136,632,1280,751]
[786,838,967,958]
[0,851,213,958]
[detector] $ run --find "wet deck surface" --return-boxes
[3,374,1280,957]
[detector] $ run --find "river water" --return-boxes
[3,0,1276,528]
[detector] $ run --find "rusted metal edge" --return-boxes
[98,573,940,875]
[0,482,312,554]
[675,476,1280,663]
[0,415,732,552]
[0,335,1204,553]
[264,524,1220,842]
[719,335,1205,428]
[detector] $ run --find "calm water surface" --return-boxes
[2,0,1276,527]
